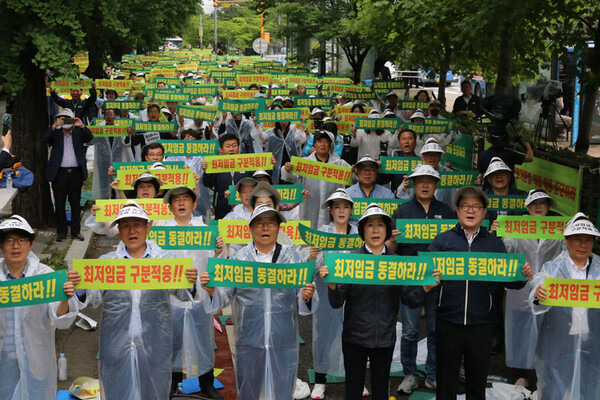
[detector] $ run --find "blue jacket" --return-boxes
[428,224,525,325]
[43,126,93,181]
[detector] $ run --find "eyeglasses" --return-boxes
[253,220,279,228]
[3,238,30,246]
[458,204,483,212]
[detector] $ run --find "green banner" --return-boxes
[228,184,303,205]
[298,224,364,250]
[290,156,352,185]
[89,125,129,137]
[343,91,377,100]
[209,70,237,79]
[496,216,571,239]
[148,226,218,250]
[133,121,177,133]
[0,271,68,308]
[540,277,600,308]
[323,253,436,285]
[403,123,449,135]
[355,117,402,131]
[256,108,302,123]
[441,134,473,171]
[292,95,333,109]
[351,198,409,219]
[104,100,143,110]
[181,85,220,97]
[93,118,135,127]
[205,153,273,173]
[425,251,526,282]
[425,118,456,131]
[486,195,527,212]
[438,171,478,188]
[157,139,219,156]
[396,219,489,243]
[379,157,424,174]
[514,156,582,216]
[205,258,315,289]
[152,92,191,103]
[271,88,294,96]
[373,80,406,92]
[218,99,263,113]
[398,100,430,110]
[145,88,179,98]
[177,105,216,121]
[73,258,194,289]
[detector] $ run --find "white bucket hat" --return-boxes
[163,186,197,204]
[408,164,441,180]
[248,204,287,226]
[419,138,445,155]
[0,215,34,235]
[524,189,557,208]
[484,157,512,178]
[321,188,354,209]
[410,110,426,120]
[563,212,600,237]
[110,201,150,227]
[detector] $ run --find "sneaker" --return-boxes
[362,386,369,397]
[397,375,419,394]
[294,378,311,399]
[425,378,437,390]
[311,383,326,399]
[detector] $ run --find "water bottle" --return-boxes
[487,374,507,383]
[58,353,67,381]
[176,382,183,394]
[6,173,12,189]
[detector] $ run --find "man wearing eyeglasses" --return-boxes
[427,186,533,400]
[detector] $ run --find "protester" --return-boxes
[350,109,396,161]
[501,190,563,388]
[76,201,199,400]
[282,129,351,230]
[50,82,98,124]
[0,215,80,400]
[154,186,225,399]
[321,204,439,400]
[307,189,364,399]
[530,212,600,399]
[44,108,93,242]
[389,165,454,393]
[429,187,533,400]
[452,81,482,118]
[202,133,253,219]
[345,155,394,199]
[200,205,316,400]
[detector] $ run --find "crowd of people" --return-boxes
[1,52,598,400]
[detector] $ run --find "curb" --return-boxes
[65,209,94,269]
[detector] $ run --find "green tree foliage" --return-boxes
[195,3,261,53]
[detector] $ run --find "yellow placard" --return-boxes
[205,153,272,173]
[540,277,600,308]
[73,258,193,289]
[95,199,173,222]
[115,169,195,190]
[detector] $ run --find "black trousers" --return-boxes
[342,341,394,400]
[436,319,494,400]
[52,167,83,235]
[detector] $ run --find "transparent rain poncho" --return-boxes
[529,250,600,399]
[205,241,317,400]
[0,253,79,400]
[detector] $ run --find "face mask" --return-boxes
[62,124,73,130]
[430,109,440,117]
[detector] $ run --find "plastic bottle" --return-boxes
[176,382,183,394]
[58,353,67,381]
[6,173,12,190]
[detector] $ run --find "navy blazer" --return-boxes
[44,126,93,181]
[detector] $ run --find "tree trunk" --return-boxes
[495,24,513,95]
[575,87,598,154]
[11,43,54,228]
[319,40,327,76]
[85,44,104,79]
[437,41,452,109]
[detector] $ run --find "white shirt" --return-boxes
[568,256,589,335]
